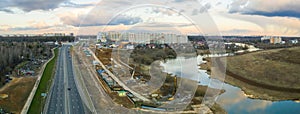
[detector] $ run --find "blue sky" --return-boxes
[1,0,300,36]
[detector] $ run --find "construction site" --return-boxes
[92,45,226,113]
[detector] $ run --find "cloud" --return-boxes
[59,1,95,8]
[243,11,300,19]
[173,0,184,2]
[0,25,13,31]
[121,22,199,34]
[215,2,222,6]
[9,27,40,31]
[192,3,211,15]
[221,29,258,35]
[191,3,211,15]
[59,12,142,27]
[126,23,181,33]
[229,0,300,18]
[221,13,300,36]
[201,3,211,12]
[0,25,77,35]
[0,8,14,13]
[0,0,67,12]
[6,26,52,31]
[152,7,175,16]
[76,22,197,34]
[109,16,142,25]
[1,25,53,32]
[0,0,94,13]
[77,24,129,35]
[59,0,214,32]
[0,20,63,32]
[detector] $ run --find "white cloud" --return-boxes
[221,13,300,36]
[58,10,142,27]
[0,0,67,12]
[229,0,300,18]
[1,0,300,36]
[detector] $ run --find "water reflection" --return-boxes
[161,55,300,114]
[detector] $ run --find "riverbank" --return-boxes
[200,47,300,101]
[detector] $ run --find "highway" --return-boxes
[44,45,85,114]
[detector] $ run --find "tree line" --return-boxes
[0,41,54,85]
[0,36,73,86]
[0,36,74,42]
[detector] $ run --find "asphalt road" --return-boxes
[45,45,85,114]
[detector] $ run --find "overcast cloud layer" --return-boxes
[0,0,67,12]
[229,0,300,18]
[60,13,143,27]
[0,0,94,13]
[1,0,300,36]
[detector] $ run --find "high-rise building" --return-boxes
[261,36,282,44]
[270,36,282,44]
[98,31,188,44]
[97,32,107,42]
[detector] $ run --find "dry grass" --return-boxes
[96,48,112,65]
[225,74,300,100]
[200,47,300,100]
[109,92,135,108]
[227,47,300,89]
[0,77,36,114]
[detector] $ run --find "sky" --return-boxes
[1,0,300,36]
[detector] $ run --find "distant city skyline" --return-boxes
[1,0,300,36]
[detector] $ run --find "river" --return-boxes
[160,55,300,114]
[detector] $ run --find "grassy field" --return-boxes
[201,47,300,100]
[27,48,58,114]
[226,47,300,89]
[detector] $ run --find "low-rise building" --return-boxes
[290,39,298,44]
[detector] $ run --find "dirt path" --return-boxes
[0,77,22,92]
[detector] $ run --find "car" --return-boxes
[67,88,71,91]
